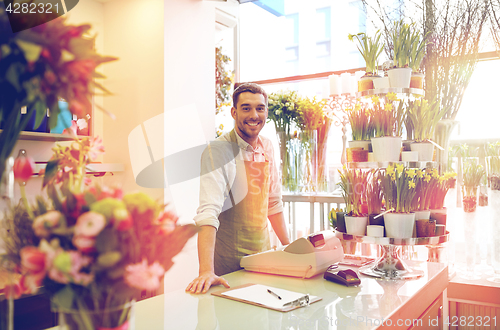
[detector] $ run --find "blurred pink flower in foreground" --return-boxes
[124,259,165,291]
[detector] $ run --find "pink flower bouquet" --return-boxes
[3,137,198,329]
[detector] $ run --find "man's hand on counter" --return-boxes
[185,271,230,294]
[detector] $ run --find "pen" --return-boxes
[267,289,282,300]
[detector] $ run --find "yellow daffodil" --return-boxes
[416,169,424,178]
[387,92,398,102]
[408,180,416,189]
[407,168,416,178]
[424,174,432,183]
[372,96,380,104]
[396,163,405,174]
[386,165,395,175]
[439,176,446,183]
[432,168,439,178]
[384,103,393,112]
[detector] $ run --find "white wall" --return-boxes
[100,0,165,202]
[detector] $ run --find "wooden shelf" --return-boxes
[15,131,88,142]
[33,163,124,176]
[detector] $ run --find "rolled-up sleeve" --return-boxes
[193,140,237,230]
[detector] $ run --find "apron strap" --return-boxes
[207,141,235,208]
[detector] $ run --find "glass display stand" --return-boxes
[335,231,450,280]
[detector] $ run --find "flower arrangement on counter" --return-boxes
[2,137,198,329]
[0,5,117,184]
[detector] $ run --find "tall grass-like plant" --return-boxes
[408,27,429,73]
[390,20,412,68]
[406,98,446,142]
[346,103,373,141]
[379,164,417,213]
[338,167,370,216]
[348,30,384,75]
[463,162,485,196]
[429,171,457,210]
[370,93,405,137]
[366,171,383,215]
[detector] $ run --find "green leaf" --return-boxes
[95,228,119,253]
[6,63,21,91]
[97,251,122,268]
[15,39,42,62]
[52,286,75,310]
[48,101,60,129]
[43,159,60,188]
[33,101,47,130]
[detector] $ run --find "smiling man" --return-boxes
[186,83,290,294]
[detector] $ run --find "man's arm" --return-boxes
[268,212,290,246]
[185,225,230,294]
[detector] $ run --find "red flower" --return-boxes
[13,152,35,183]
[69,100,85,117]
[113,208,133,231]
[66,59,95,81]
[20,246,46,273]
[72,235,96,254]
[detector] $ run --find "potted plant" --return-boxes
[348,30,384,92]
[486,142,500,190]
[387,20,413,88]
[338,167,370,235]
[406,97,446,161]
[462,162,485,212]
[366,171,384,227]
[408,28,428,89]
[268,90,301,192]
[379,164,417,238]
[370,93,405,162]
[346,102,373,161]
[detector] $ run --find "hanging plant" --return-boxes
[215,46,234,115]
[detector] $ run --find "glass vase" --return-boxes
[462,186,478,213]
[297,130,317,193]
[276,130,300,193]
[54,299,135,330]
[433,119,459,174]
[488,190,500,283]
[317,140,328,192]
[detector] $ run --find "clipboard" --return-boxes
[211,283,322,312]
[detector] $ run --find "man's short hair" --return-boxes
[232,83,268,108]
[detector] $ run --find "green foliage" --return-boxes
[406,97,445,142]
[215,46,233,115]
[346,102,374,141]
[296,96,327,131]
[348,30,383,74]
[390,20,412,68]
[267,90,300,134]
[337,167,370,216]
[379,164,417,213]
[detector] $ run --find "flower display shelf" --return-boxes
[347,161,437,170]
[355,87,424,98]
[334,230,449,280]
